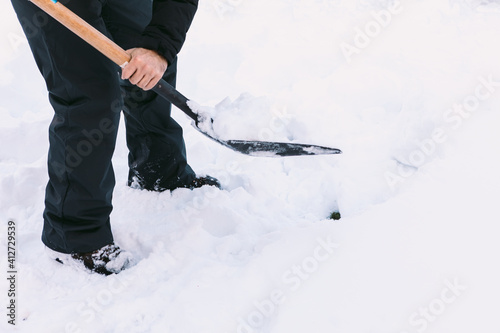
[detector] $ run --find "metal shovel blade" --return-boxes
[220,140,342,157]
[194,126,342,157]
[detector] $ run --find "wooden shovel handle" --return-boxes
[29,0,131,68]
[28,0,201,123]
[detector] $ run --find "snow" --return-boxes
[1,0,500,332]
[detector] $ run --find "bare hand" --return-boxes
[121,48,168,91]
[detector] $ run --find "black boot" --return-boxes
[47,244,132,276]
[181,175,222,190]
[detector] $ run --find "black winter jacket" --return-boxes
[139,0,198,65]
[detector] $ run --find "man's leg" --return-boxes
[121,61,197,191]
[11,0,122,253]
[102,0,197,191]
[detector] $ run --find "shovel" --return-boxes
[29,0,342,157]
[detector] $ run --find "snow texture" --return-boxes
[1,0,500,332]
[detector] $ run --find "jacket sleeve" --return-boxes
[138,0,198,65]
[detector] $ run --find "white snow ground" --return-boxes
[1,0,500,332]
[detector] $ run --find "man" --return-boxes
[11,0,219,275]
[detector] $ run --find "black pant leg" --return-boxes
[122,59,195,191]
[103,0,196,191]
[11,0,122,253]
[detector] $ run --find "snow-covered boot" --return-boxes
[47,244,132,276]
[183,175,221,190]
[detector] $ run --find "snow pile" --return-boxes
[188,93,303,144]
[1,0,500,332]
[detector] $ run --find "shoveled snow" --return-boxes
[1,0,500,332]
